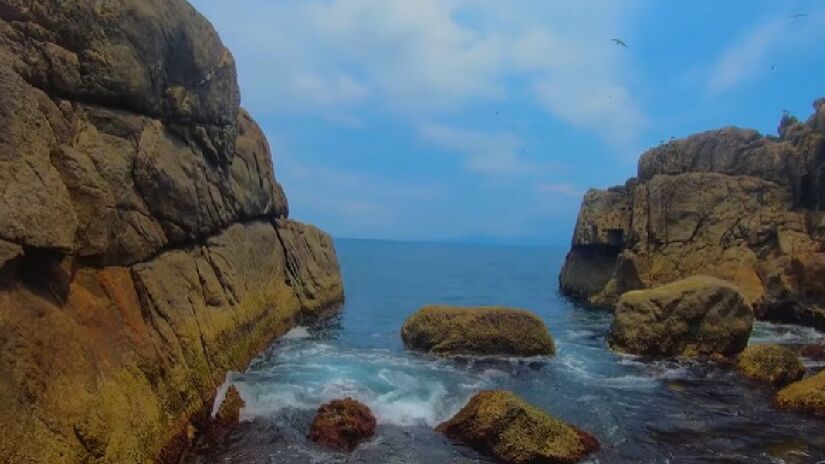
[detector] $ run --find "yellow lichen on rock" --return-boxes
[401,306,555,357]
[775,370,825,418]
[737,344,805,387]
[436,391,599,464]
[608,276,754,357]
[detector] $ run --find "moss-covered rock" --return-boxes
[308,398,376,452]
[608,276,753,357]
[436,391,598,464]
[401,306,555,357]
[775,370,825,418]
[737,344,805,387]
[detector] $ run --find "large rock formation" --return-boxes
[560,100,825,330]
[0,2,343,463]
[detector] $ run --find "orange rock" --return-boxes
[309,398,376,452]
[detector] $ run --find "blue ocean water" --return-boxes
[195,239,825,464]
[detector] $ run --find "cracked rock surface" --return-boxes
[560,102,825,331]
[0,1,343,463]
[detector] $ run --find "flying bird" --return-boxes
[789,13,808,18]
[771,64,776,70]
[611,38,628,48]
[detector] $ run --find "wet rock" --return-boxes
[211,386,246,442]
[401,305,555,357]
[559,101,825,330]
[775,370,825,418]
[737,344,805,387]
[608,276,753,357]
[308,398,376,452]
[436,391,599,464]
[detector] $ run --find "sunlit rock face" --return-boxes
[560,100,825,330]
[0,1,343,462]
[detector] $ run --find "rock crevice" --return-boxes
[560,100,825,330]
[0,2,344,463]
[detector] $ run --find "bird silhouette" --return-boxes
[771,64,776,70]
[611,38,628,48]
[789,13,808,18]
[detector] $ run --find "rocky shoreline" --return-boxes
[560,101,825,331]
[0,1,342,462]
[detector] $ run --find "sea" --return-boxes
[188,239,825,464]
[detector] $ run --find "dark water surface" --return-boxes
[191,239,825,463]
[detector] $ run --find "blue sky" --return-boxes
[190,0,825,246]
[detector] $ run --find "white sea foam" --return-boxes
[282,326,311,340]
[229,340,497,427]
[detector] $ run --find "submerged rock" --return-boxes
[737,344,805,387]
[608,276,753,357]
[308,398,376,452]
[401,305,555,357]
[775,370,825,418]
[436,391,599,464]
[559,103,825,331]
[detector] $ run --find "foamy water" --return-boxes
[194,240,825,464]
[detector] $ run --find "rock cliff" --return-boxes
[0,1,343,463]
[560,100,825,330]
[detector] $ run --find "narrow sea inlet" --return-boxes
[191,239,825,464]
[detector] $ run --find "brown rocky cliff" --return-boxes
[0,1,343,463]
[560,99,825,330]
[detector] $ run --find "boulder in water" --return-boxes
[737,344,805,387]
[775,370,825,418]
[436,391,599,464]
[401,305,555,357]
[608,276,753,357]
[308,398,376,452]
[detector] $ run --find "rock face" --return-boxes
[775,370,825,418]
[436,391,599,464]
[737,344,805,387]
[0,2,343,463]
[608,276,753,357]
[308,398,376,452]
[560,103,825,331]
[401,305,555,357]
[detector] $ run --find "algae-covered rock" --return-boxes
[401,306,555,357]
[436,391,599,464]
[608,276,753,357]
[737,344,805,387]
[308,398,376,452]
[775,370,825,418]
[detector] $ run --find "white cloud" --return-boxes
[535,182,583,198]
[420,124,537,176]
[191,0,645,149]
[708,10,825,94]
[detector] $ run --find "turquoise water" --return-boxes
[194,239,825,463]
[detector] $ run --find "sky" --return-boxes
[189,0,825,246]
